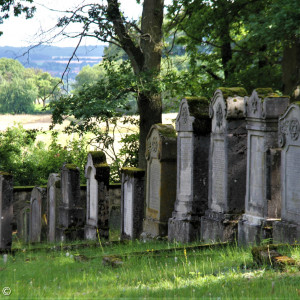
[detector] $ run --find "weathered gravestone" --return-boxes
[121,168,145,240]
[47,173,61,242]
[238,89,289,245]
[168,97,211,243]
[142,124,177,238]
[84,152,110,240]
[0,172,13,249]
[57,164,85,241]
[29,187,47,243]
[273,103,300,243]
[17,206,30,243]
[201,88,248,242]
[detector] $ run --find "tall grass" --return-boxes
[0,241,299,299]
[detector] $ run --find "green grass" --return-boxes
[0,241,300,299]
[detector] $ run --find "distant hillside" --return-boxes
[0,45,105,81]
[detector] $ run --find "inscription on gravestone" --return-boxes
[286,146,300,214]
[211,139,225,211]
[123,181,133,236]
[149,159,160,211]
[48,186,55,242]
[88,167,98,222]
[179,137,192,196]
[249,135,264,205]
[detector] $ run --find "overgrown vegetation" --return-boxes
[1,240,300,299]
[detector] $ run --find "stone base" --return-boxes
[201,210,241,242]
[84,224,97,240]
[56,227,84,242]
[168,217,201,243]
[238,214,274,246]
[142,217,168,239]
[273,221,300,244]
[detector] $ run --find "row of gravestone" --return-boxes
[0,152,112,249]
[0,86,299,249]
[121,87,300,245]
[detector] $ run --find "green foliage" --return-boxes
[0,58,61,113]
[0,124,89,185]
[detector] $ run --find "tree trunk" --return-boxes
[137,0,164,169]
[282,38,300,100]
[220,22,233,80]
[107,0,164,168]
[137,93,162,169]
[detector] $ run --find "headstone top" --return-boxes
[47,173,60,188]
[176,97,210,133]
[88,151,107,165]
[145,124,177,161]
[210,88,247,121]
[122,167,145,178]
[278,103,300,148]
[245,89,290,119]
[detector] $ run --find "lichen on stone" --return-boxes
[218,87,248,98]
[0,171,12,177]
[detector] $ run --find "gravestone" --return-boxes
[17,206,30,243]
[57,163,85,241]
[121,168,145,240]
[84,152,110,240]
[273,103,300,243]
[168,97,211,243]
[47,173,61,242]
[201,87,248,242]
[238,89,289,245]
[0,172,13,249]
[29,187,47,243]
[142,124,177,238]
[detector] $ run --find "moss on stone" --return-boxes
[94,162,109,168]
[122,167,145,178]
[185,97,209,118]
[89,151,107,164]
[64,164,78,170]
[155,124,177,139]
[218,87,248,98]
[255,88,274,98]
[0,171,12,177]
[14,186,35,191]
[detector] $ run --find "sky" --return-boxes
[0,0,143,47]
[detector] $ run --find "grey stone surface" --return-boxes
[168,97,210,243]
[201,88,248,242]
[29,187,47,243]
[84,152,110,240]
[57,163,85,241]
[46,173,61,242]
[121,168,145,240]
[0,172,13,249]
[108,184,121,232]
[238,89,289,245]
[273,103,300,243]
[142,124,177,238]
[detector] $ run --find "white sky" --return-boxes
[0,0,143,47]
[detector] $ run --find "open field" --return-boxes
[1,240,300,299]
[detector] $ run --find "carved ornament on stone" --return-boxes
[289,119,300,141]
[251,95,258,114]
[216,103,223,127]
[181,106,188,124]
[152,136,158,153]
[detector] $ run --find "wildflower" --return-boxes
[174,257,178,263]
[66,252,70,257]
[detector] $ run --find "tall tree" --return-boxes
[53,0,164,168]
